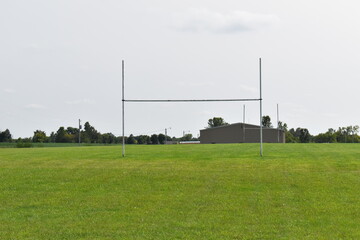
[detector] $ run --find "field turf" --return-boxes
[1,143,360,239]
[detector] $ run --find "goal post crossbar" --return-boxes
[124,98,261,103]
[121,59,263,157]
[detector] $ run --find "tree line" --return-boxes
[283,124,360,143]
[277,119,359,143]
[0,122,197,144]
[1,117,359,144]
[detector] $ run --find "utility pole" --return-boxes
[243,104,246,143]
[165,127,171,144]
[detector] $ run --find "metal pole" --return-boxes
[122,60,125,157]
[259,58,263,157]
[243,104,245,143]
[277,103,279,143]
[165,128,167,145]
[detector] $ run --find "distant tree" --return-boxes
[83,122,101,143]
[181,134,193,141]
[313,128,337,143]
[207,117,229,128]
[285,131,298,143]
[348,125,359,143]
[66,127,78,135]
[278,121,288,131]
[158,134,166,144]
[150,134,159,144]
[289,128,296,137]
[137,135,150,144]
[352,125,360,143]
[277,122,297,143]
[101,133,116,144]
[0,129,12,142]
[49,132,56,143]
[336,127,348,143]
[32,130,47,143]
[262,116,272,128]
[299,128,311,143]
[353,125,360,134]
[126,134,137,144]
[313,132,336,143]
[333,125,360,143]
[55,127,72,143]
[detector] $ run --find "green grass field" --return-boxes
[1,144,360,239]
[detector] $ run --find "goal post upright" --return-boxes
[122,60,125,157]
[259,58,263,157]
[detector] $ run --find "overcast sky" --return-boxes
[1,0,360,138]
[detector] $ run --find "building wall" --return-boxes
[199,123,285,144]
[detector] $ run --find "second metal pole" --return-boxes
[243,104,246,143]
[259,58,263,157]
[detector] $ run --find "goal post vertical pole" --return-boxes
[122,60,125,157]
[259,58,263,157]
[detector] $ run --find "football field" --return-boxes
[1,144,360,239]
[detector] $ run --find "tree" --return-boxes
[55,127,69,143]
[262,116,272,128]
[126,134,137,144]
[181,134,193,141]
[207,117,229,128]
[49,132,56,143]
[102,133,116,144]
[66,127,78,135]
[32,130,47,143]
[150,134,158,144]
[299,128,311,143]
[285,131,298,143]
[313,128,337,143]
[83,122,101,143]
[137,135,150,144]
[278,121,288,131]
[277,122,298,143]
[313,132,336,143]
[0,129,12,142]
[334,125,360,143]
[158,134,166,144]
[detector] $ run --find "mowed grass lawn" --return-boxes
[1,144,360,239]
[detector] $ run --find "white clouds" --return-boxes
[172,8,279,33]
[176,81,215,87]
[4,88,15,93]
[239,84,258,94]
[26,104,47,109]
[65,98,93,105]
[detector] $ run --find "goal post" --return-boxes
[122,58,264,157]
